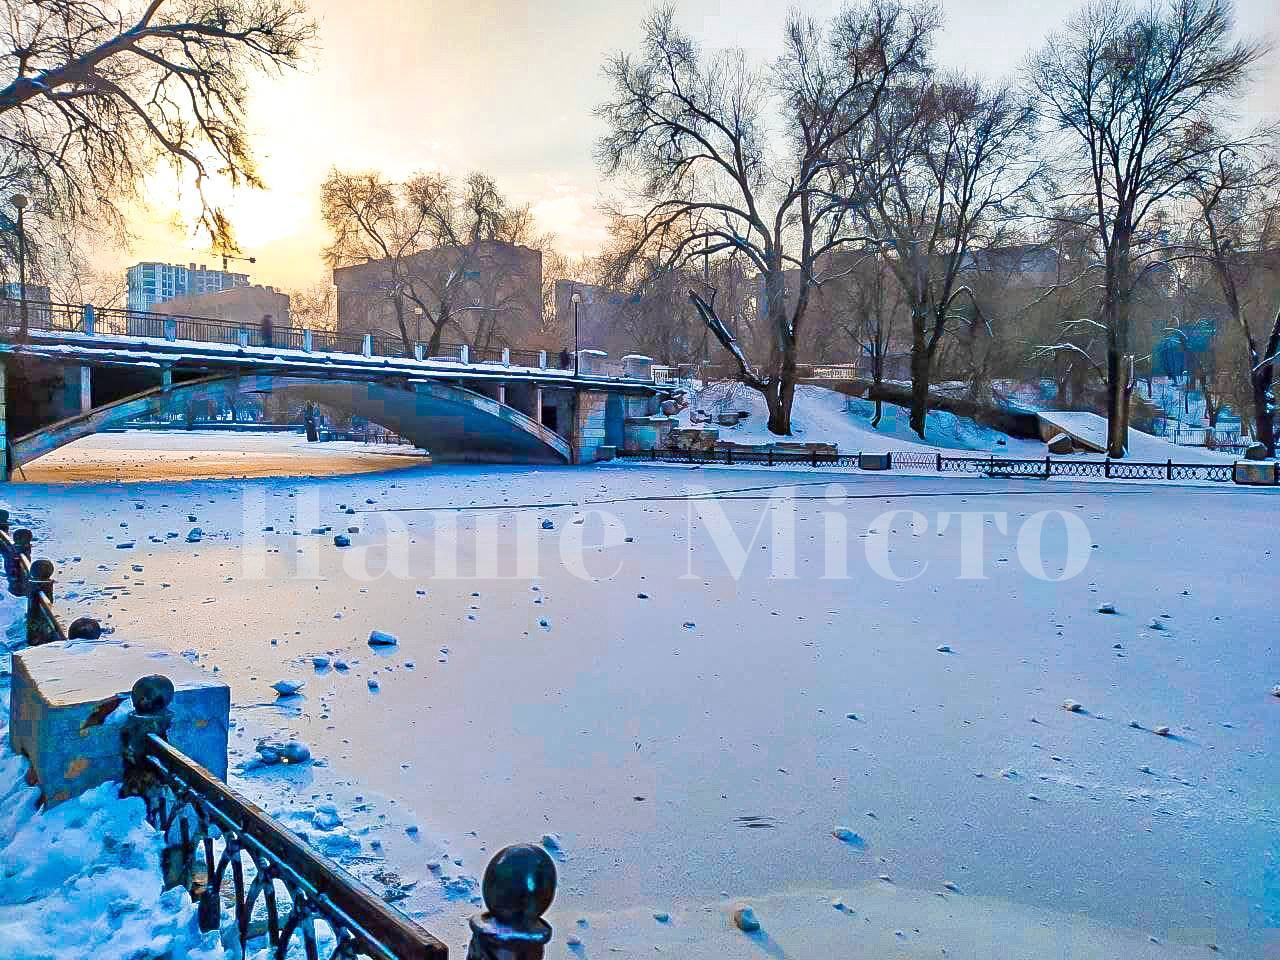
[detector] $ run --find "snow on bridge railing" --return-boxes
[0,297,666,384]
[4,499,560,960]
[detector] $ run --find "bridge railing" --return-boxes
[0,297,663,383]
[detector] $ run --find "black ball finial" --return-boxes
[30,558,54,580]
[481,843,557,927]
[68,617,102,640]
[130,675,175,715]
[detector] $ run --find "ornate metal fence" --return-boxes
[0,509,100,646]
[119,676,556,960]
[3,502,559,960]
[619,447,1242,483]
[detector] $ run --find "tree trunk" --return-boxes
[393,298,412,356]
[427,324,445,357]
[1249,305,1279,456]
[908,313,931,440]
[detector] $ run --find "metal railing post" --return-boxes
[362,333,373,357]
[26,558,57,646]
[1166,459,1172,480]
[502,347,511,367]
[119,675,175,802]
[459,344,470,364]
[414,343,425,361]
[468,844,557,960]
[163,318,177,342]
[82,304,95,335]
[538,350,547,370]
[11,528,32,596]
[303,329,313,352]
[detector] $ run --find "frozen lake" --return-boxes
[7,436,1278,957]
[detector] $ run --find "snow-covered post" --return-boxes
[163,318,177,342]
[538,350,547,369]
[362,333,373,357]
[502,347,511,367]
[467,843,556,960]
[414,343,425,361]
[237,328,250,348]
[119,675,174,803]
[26,558,58,646]
[82,304,95,335]
[303,329,313,353]
[459,344,470,365]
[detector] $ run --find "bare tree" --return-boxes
[1028,0,1266,457]
[838,73,1040,439]
[1182,133,1280,453]
[0,0,312,290]
[286,280,337,333]
[322,169,540,356]
[838,250,903,426]
[596,2,933,435]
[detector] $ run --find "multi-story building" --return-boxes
[126,262,249,312]
[333,241,542,353]
[153,285,290,328]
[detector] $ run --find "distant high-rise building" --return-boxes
[126,261,249,312]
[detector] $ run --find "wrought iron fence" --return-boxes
[117,674,558,960]
[0,509,101,646]
[3,501,559,960]
[619,447,1242,483]
[619,447,858,467]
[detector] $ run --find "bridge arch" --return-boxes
[10,373,571,469]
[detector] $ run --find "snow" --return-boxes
[1037,410,1233,463]
[0,590,225,960]
[5,447,1276,956]
[677,383,1235,464]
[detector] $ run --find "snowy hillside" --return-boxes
[678,383,1236,463]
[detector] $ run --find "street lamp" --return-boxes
[10,194,27,335]
[571,291,581,377]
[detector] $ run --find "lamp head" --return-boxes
[11,194,27,211]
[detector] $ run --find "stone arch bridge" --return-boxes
[0,305,670,477]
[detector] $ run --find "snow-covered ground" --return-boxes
[677,383,1236,463]
[3,438,1276,957]
[0,594,225,960]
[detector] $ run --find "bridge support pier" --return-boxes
[77,365,91,414]
[0,359,8,481]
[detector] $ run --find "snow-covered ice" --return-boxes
[2,431,1277,957]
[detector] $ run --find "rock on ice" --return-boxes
[732,905,761,933]
[368,630,398,647]
[272,679,305,697]
[832,827,865,847]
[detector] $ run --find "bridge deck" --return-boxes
[0,326,663,393]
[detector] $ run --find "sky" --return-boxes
[113,0,1280,293]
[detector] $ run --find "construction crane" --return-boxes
[217,251,257,272]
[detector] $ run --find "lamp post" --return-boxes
[11,194,27,337]
[571,291,581,377]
